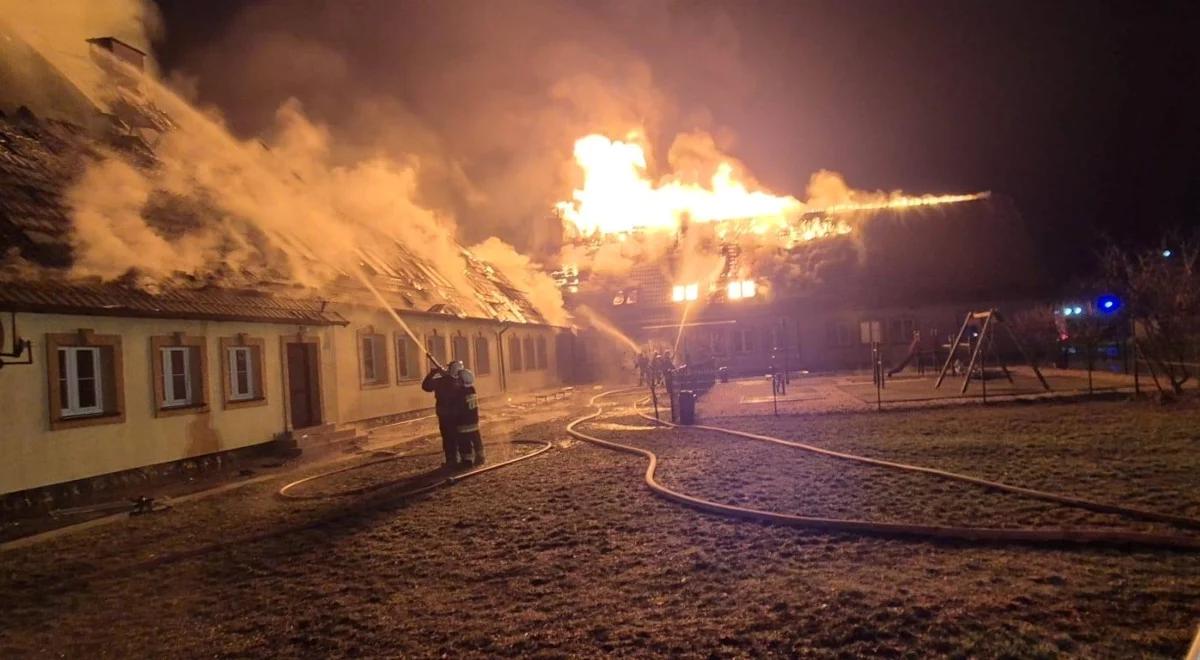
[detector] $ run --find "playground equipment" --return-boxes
[934,309,1050,394]
[886,331,924,377]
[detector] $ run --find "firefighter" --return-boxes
[422,361,468,468]
[455,364,485,466]
[634,352,650,386]
[660,351,678,422]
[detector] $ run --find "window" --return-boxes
[523,336,536,371]
[509,335,522,372]
[826,322,853,347]
[46,331,124,429]
[220,337,266,408]
[732,328,755,353]
[396,334,421,380]
[359,330,388,386]
[859,320,882,344]
[426,332,447,369]
[451,334,471,370]
[710,330,726,355]
[672,283,700,303]
[151,334,208,415]
[58,347,103,417]
[228,347,255,400]
[535,336,548,370]
[162,347,194,406]
[474,336,491,375]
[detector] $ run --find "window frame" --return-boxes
[150,334,209,417]
[508,335,523,372]
[46,330,125,430]
[219,336,267,409]
[357,328,389,388]
[451,332,471,371]
[733,328,755,354]
[425,330,448,370]
[522,336,536,371]
[59,346,103,417]
[395,333,421,381]
[474,335,491,376]
[535,336,548,370]
[161,346,194,407]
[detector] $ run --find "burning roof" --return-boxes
[0,34,553,327]
[0,100,549,328]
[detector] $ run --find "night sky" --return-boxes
[152,0,1200,276]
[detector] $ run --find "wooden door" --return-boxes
[286,342,321,429]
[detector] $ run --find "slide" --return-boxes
[887,335,921,377]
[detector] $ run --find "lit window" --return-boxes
[727,280,757,301]
[672,285,685,302]
[685,283,699,301]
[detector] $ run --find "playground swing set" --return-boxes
[933,309,1051,394]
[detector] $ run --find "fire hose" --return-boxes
[277,439,552,501]
[568,390,1200,550]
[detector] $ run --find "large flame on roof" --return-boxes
[556,134,801,236]
[555,133,990,240]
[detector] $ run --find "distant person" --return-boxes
[455,364,485,466]
[634,352,650,386]
[422,360,470,468]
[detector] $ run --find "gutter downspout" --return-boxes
[496,322,512,393]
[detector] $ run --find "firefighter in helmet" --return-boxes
[422,360,470,468]
[455,364,485,466]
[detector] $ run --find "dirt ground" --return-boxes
[1,392,1198,658]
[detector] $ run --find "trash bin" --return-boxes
[718,367,729,383]
[677,390,696,425]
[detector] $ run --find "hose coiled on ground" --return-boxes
[568,390,1200,550]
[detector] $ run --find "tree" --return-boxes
[1100,236,1199,395]
[1008,305,1061,368]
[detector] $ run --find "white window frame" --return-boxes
[59,346,103,417]
[161,346,193,407]
[228,346,256,401]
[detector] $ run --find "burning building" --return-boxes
[555,135,1046,376]
[0,32,572,505]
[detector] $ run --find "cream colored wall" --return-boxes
[332,307,563,424]
[0,312,331,495]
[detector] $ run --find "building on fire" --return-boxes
[0,33,572,507]
[566,194,1049,377]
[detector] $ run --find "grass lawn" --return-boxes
[0,394,1196,657]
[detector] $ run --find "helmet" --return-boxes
[460,368,476,386]
[447,360,465,378]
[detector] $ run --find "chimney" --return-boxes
[86,37,146,72]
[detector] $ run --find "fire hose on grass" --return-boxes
[568,390,1200,550]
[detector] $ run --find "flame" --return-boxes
[817,191,991,214]
[555,133,990,242]
[555,134,801,236]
